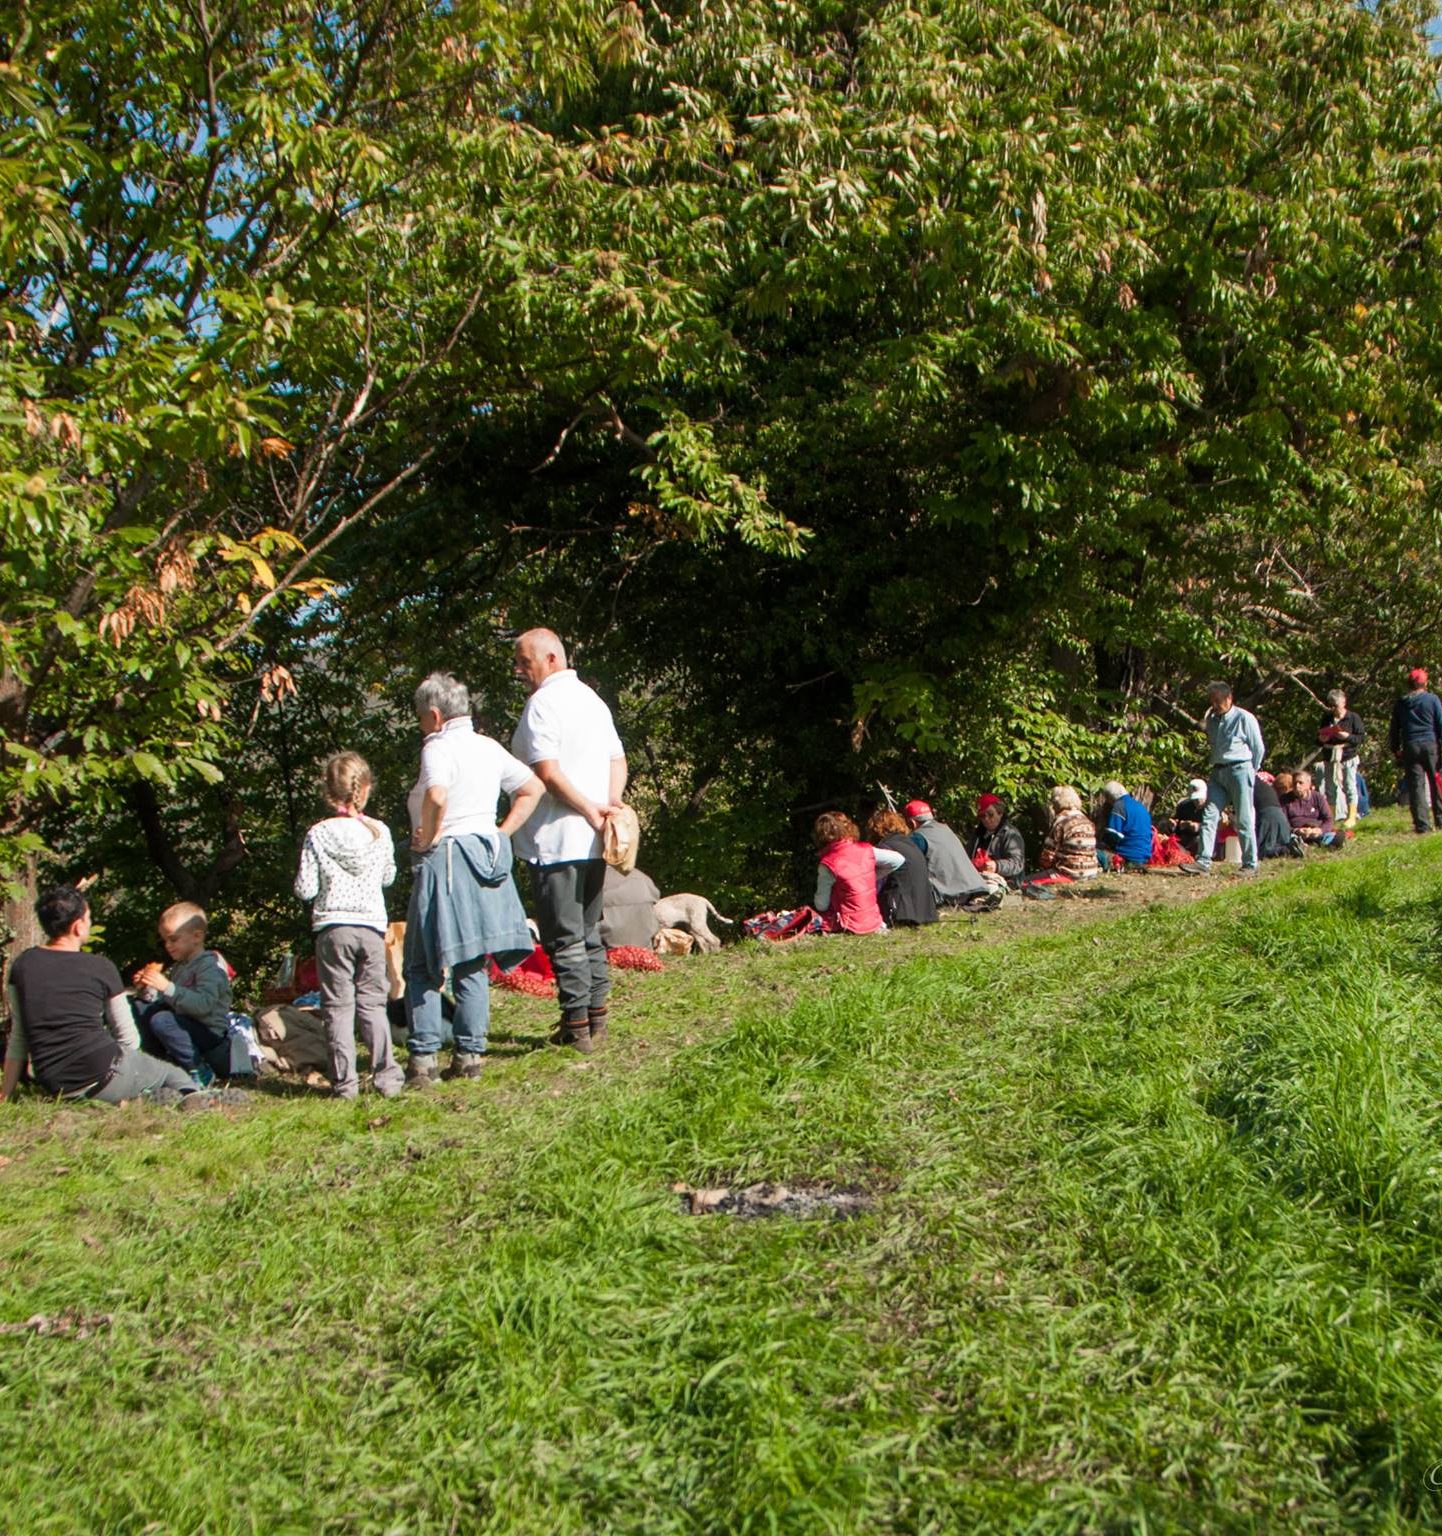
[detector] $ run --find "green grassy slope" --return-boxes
[3,821,1442,1533]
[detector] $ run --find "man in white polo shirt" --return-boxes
[511,629,627,1053]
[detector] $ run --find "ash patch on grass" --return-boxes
[673,1180,873,1219]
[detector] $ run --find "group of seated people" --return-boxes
[1170,767,1349,862]
[2,759,1361,1101]
[808,765,1355,936]
[1,888,234,1109]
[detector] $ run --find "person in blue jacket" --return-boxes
[1099,781,1154,871]
[1387,667,1442,833]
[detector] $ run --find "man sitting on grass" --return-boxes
[2,886,206,1108]
[1284,769,1341,848]
[1099,781,1154,871]
[903,799,996,909]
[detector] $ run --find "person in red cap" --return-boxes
[1388,667,1442,832]
[968,793,1027,888]
[903,799,995,907]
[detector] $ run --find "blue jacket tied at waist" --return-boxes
[405,833,535,985]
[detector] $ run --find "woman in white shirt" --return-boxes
[403,672,543,1086]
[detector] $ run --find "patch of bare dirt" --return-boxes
[672,1180,874,1219]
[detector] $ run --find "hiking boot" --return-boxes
[587,1008,610,1046]
[405,1054,440,1089]
[443,1052,486,1081]
[550,1019,594,1053]
[373,1075,404,1100]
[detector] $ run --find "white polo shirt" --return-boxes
[510,669,624,865]
[407,716,534,840]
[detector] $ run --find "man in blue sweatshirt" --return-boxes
[1182,681,1266,876]
[1387,667,1442,833]
[1100,781,1154,870]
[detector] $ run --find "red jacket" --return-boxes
[818,839,885,935]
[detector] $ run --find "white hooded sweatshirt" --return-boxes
[294,815,396,932]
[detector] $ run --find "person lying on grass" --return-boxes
[131,901,233,1088]
[812,811,905,935]
[1284,770,1341,848]
[2,885,209,1108]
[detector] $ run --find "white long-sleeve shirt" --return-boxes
[295,816,396,933]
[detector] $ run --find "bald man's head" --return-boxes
[514,628,568,691]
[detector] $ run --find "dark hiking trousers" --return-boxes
[1402,739,1440,831]
[533,858,610,1024]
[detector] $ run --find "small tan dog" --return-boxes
[653,894,734,953]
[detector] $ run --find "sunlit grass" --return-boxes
[2,815,1440,1531]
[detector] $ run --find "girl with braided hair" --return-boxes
[294,751,404,1099]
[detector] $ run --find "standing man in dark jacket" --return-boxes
[1387,668,1442,833]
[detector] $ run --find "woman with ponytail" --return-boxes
[294,751,404,1099]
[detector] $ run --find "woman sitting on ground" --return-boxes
[1253,772,1301,860]
[812,811,906,935]
[864,808,938,927]
[969,793,1027,888]
[1038,785,1100,880]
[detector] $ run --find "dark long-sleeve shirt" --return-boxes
[1317,709,1365,762]
[1389,690,1442,753]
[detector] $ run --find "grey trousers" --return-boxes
[533,859,610,1023]
[315,925,404,1097]
[92,1049,196,1103]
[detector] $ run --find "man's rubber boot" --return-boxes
[405,1054,441,1089]
[443,1052,486,1081]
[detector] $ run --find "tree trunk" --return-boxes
[2,849,40,1028]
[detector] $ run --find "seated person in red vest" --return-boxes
[1,885,205,1107]
[811,811,906,935]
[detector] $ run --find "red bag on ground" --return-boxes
[488,945,558,997]
[607,945,663,972]
[1149,831,1193,867]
